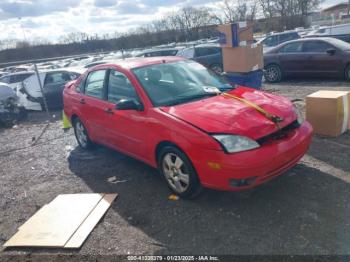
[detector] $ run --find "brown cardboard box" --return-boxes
[222,44,263,73]
[306,91,350,137]
[217,22,254,48]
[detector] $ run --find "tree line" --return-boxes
[0,0,321,63]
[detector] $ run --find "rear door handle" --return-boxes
[104,108,114,115]
[80,98,85,104]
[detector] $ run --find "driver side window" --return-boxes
[107,70,138,104]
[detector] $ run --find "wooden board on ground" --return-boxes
[4,193,117,248]
[65,194,118,248]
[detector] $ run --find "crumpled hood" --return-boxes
[160,87,297,140]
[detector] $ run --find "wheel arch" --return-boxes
[155,141,185,166]
[344,62,350,79]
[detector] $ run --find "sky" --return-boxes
[0,0,346,43]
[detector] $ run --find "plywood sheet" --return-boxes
[4,193,104,247]
[64,194,118,248]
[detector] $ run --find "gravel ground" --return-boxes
[0,79,350,259]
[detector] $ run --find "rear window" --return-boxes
[195,47,220,57]
[279,33,299,43]
[177,48,195,59]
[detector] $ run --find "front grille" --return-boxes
[257,120,300,145]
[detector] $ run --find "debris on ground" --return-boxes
[168,194,179,201]
[4,193,118,249]
[107,176,127,184]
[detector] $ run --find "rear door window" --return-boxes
[303,41,332,53]
[84,70,107,99]
[279,42,303,53]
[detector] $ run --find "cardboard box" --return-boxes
[306,91,350,137]
[222,44,263,73]
[217,22,254,48]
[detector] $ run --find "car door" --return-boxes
[79,69,109,144]
[277,41,306,75]
[43,71,74,109]
[302,40,343,76]
[102,69,147,159]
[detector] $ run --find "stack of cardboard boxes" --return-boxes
[217,22,263,73]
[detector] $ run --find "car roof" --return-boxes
[272,31,298,35]
[282,37,337,44]
[195,43,220,48]
[1,71,34,76]
[101,56,185,70]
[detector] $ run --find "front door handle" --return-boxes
[104,108,114,115]
[80,98,85,104]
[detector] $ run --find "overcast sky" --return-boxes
[0,0,345,43]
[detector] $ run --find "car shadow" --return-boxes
[66,145,350,254]
[308,131,350,173]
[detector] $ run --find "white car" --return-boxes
[0,71,41,111]
[20,69,81,111]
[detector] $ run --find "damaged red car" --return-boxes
[63,57,312,198]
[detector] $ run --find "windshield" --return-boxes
[132,60,233,107]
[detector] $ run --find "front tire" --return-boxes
[345,65,350,81]
[73,118,94,150]
[264,64,282,83]
[158,146,202,198]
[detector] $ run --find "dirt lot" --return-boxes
[0,79,350,259]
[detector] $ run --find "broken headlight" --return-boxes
[212,134,260,153]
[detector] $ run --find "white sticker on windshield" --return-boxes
[203,86,220,93]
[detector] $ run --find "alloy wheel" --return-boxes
[266,65,280,82]
[162,153,190,193]
[75,121,88,148]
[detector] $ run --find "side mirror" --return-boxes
[115,99,143,111]
[326,48,336,55]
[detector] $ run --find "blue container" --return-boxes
[223,70,263,89]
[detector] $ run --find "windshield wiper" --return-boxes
[164,93,218,106]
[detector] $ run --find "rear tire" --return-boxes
[73,118,94,150]
[345,65,350,81]
[158,146,202,198]
[264,64,282,83]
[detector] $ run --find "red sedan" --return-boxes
[63,57,312,198]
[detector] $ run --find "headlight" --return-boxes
[212,135,260,153]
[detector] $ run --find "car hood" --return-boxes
[160,87,297,140]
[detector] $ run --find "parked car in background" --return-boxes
[135,48,180,57]
[264,37,350,82]
[258,31,300,52]
[63,57,312,197]
[20,69,81,110]
[0,71,34,89]
[84,61,108,69]
[176,44,223,73]
[0,84,22,127]
[305,23,350,43]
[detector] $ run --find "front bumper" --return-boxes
[189,121,313,191]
